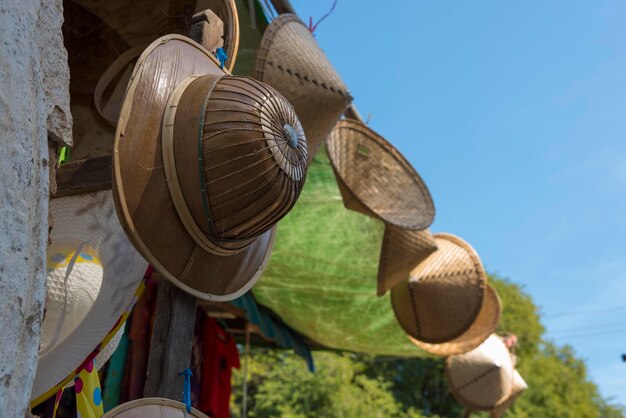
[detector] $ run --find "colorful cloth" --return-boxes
[198,318,240,418]
[75,359,104,418]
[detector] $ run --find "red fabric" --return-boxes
[198,318,240,418]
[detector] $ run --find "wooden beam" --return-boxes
[53,156,112,198]
[144,278,197,400]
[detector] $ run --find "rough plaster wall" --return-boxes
[0,0,71,415]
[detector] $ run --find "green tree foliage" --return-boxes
[231,274,624,417]
[231,350,428,418]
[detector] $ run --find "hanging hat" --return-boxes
[390,234,500,355]
[255,14,352,163]
[408,284,501,356]
[327,118,436,294]
[31,191,148,402]
[113,35,307,301]
[377,225,438,296]
[103,398,209,418]
[445,335,515,411]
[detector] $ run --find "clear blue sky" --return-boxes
[290,0,626,405]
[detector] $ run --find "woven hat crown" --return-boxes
[163,74,308,253]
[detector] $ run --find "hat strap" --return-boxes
[40,242,86,356]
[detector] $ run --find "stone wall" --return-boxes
[0,0,71,415]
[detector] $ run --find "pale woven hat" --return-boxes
[41,243,126,385]
[255,14,352,163]
[445,335,516,411]
[391,234,500,355]
[327,118,436,294]
[103,398,209,418]
[31,191,147,403]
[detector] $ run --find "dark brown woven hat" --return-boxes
[409,284,501,356]
[327,119,435,230]
[390,234,500,355]
[445,335,515,411]
[255,14,352,163]
[113,35,307,301]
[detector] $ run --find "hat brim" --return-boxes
[31,191,147,402]
[409,284,501,356]
[113,35,275,301]
[327,119,435,230]
[103,397,209,418]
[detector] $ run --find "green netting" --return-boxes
[252,149,426,357]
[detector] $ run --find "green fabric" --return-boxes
[253,150,424,357]
[232,0,268,77]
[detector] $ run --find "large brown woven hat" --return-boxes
[409,285,501,356]
[390,234,500,355]
[327,119,435,229]
[113,35,307,301]
[445,335,515,411]
[255,14,352,163]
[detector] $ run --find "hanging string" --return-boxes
[215,48,228,69]
[308,0,338,34]
[241,323,250,418]
[179,368,193,413]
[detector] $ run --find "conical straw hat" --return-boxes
[113,35,307,301]
[409,285,501,355]
[31,191,148,402]
[445,335,515,411]
[255,14,352,163]
[327,119,435,230]
[377,226,438,296]
[103,398,209,417]
[391,234,499,353]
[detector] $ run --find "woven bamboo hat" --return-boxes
[390,234,500,355]
[445,335,516,411]
[103,398,209,418]
[377,225,438,296]
[408,285,501,356]
[113,35,307,301]
[255,14,352,163]
[31,191,148,403]
[327,118,437,294]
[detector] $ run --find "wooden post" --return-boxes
[143,277,197,400]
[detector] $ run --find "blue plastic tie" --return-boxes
[179,368,193,413]
[215,48,228,69]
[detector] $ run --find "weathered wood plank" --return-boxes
[144,278,197,400]
[53,156,112,198]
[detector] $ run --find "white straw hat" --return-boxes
[445,335,515,411]
[31,191,147,403]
